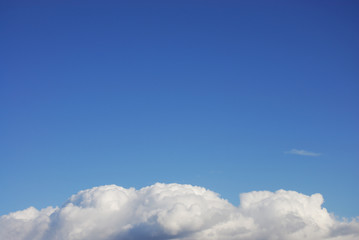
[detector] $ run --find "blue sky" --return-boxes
[1,0,358,218]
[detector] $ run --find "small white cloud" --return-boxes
[1,183,358,240]
[286,149,321,156]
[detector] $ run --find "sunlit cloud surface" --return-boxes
[1,183,358,240]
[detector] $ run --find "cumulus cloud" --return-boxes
[286,149,321,156]
[1,183,358,240]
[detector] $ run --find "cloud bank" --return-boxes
[286,149,321,156]
[1,183,358,240]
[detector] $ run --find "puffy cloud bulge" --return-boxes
[1,183,358,240]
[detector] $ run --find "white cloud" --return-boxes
[1,183,358,240]
[286,149,321,156]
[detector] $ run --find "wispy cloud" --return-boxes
[286,149,321,156]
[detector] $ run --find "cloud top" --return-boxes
[286,149,321,156]
[1,183,358,240]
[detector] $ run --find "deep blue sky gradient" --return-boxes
[1,0,358,217]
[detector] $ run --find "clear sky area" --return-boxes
[1,0,358,222]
